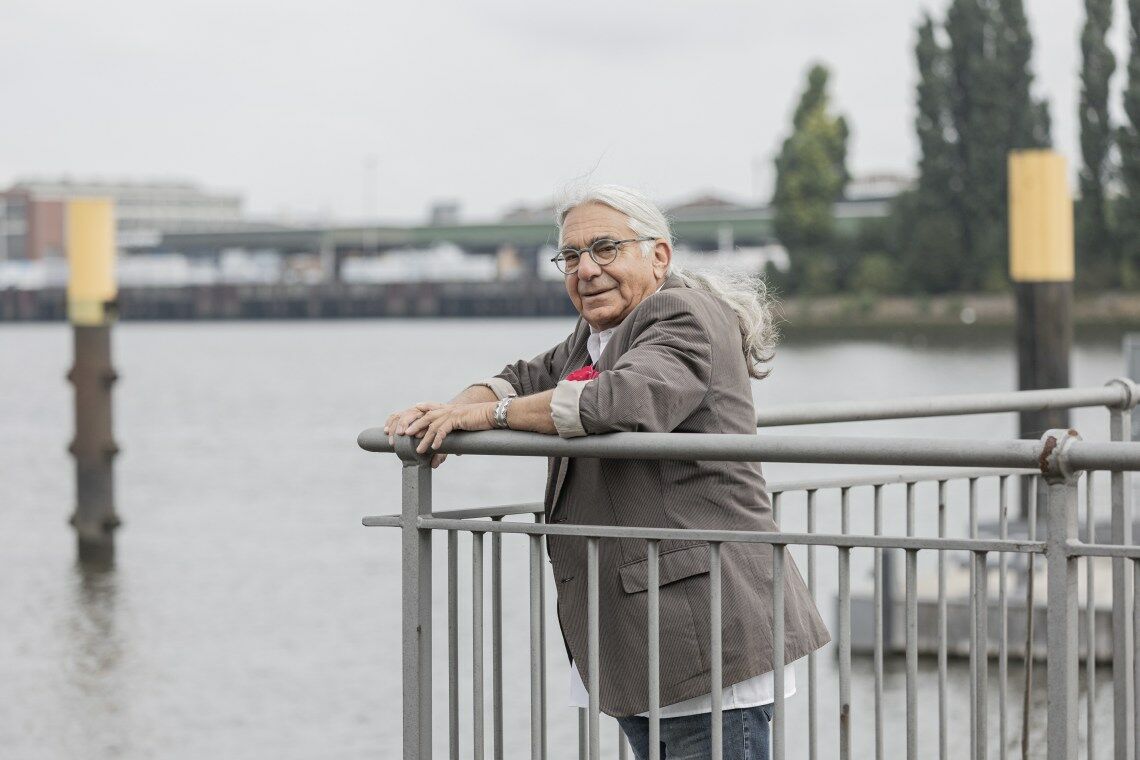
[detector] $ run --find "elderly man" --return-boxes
[385,185,829,760]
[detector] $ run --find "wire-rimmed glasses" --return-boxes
[550,237,655,275]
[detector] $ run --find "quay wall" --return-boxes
[5,283,1140,331]
[0,280,579,321]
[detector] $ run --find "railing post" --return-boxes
[1106,377,1137,760]
[397,438,433,760]
[1040,429,1081,760]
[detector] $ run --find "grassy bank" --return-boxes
[778,291,1140,343]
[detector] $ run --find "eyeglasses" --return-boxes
[551,237,656,275]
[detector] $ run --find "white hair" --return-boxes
[555,184,779,379]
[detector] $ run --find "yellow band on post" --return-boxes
[1008,150,1074,283]
[66,198,117,325]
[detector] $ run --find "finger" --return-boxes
[405,410,436,437]
[396,413,423,437]
[416,420,437,454]
[430,453,448,469]
[399,409,429,436]
[421,418,453,453]
[430,419,454,450]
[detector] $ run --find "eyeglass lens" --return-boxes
[557,240,621,273]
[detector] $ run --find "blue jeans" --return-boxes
[616,704,773,760]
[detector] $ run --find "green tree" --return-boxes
[851,253,903,295]
[893,16,968,292]
[772,63,849,291]
[1078,0,1117,287]
[891,0,1050,293]
[1120,0,1140,281]
[996,0,1052,150]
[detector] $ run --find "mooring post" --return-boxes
[1040,428,1081,760]
[1009,150,1074,521]
[66,198,120,567]
[396,437,433,760]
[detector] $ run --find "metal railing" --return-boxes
[361,380,1140,760]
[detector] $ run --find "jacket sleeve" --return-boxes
[555,292,712,436]
[468,329,578,400]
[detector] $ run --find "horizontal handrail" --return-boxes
[1066,541,1140,559]
[768,466,1037,493]
[360,429,1140,471]
[361,467,1037,526]
[754,380,1137,427]
[415,516,1046,553]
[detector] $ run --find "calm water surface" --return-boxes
[0,319,1127,759]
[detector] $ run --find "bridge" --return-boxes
[123,198,891,281]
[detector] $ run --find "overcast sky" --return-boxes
[2,0,1133,223]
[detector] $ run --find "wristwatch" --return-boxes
[492,396,514,429]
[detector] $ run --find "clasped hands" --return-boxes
[384,401,497,467]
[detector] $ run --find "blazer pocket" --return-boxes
[618,544,711,594]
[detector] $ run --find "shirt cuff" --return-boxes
[469,377,517,401]
[551,379,589,438]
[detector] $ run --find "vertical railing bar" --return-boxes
[905,483,917,760]
[577,710,586,760]
[587,538,601,760]
[974,549,989,760]
[873,484,884,760]
[529,530,542,760]
[1022,476,1038,760]
[710,541,723,760]
[839,487,852,760]
[536,513,548,760]
[807,490,818,760]
[648,540,661,760]
[473,531,485,760]
[1085,473,1096,760]
[998,476,1009,760]
[1044,464,1079,760]
[969,477,978,760]
[491,519,503,760]
[938,479,948,760]
[774,542,787,760]
[1109,406,1134,760]
[448,530,460,760]
[1133,558,1140,760]
[400,453,432,760]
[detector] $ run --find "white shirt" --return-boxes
[566,299,796,717]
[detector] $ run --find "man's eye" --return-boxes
[562,252,580,265]
[593,242,618,256]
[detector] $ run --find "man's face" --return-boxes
[560,202,670,331]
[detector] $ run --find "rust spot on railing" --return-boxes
[1038,435,1058,473]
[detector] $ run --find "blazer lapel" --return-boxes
[546,275,682,516]
[547,327,591,518]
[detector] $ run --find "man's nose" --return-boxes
[576,252,602,279]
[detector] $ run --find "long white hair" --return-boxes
[555,184,778,379]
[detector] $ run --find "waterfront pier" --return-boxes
[363,381,1140,760]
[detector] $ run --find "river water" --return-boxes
[1,319,1129,759]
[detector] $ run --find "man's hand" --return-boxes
[384,402,450,468]
[404,402,497,456]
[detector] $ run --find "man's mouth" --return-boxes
[581,288,613,299]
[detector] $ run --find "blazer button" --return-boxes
[552,516,567,523]
[559,575,574,584]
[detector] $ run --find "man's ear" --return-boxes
[652,240,672,279]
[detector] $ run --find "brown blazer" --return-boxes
[477,272,830,717]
